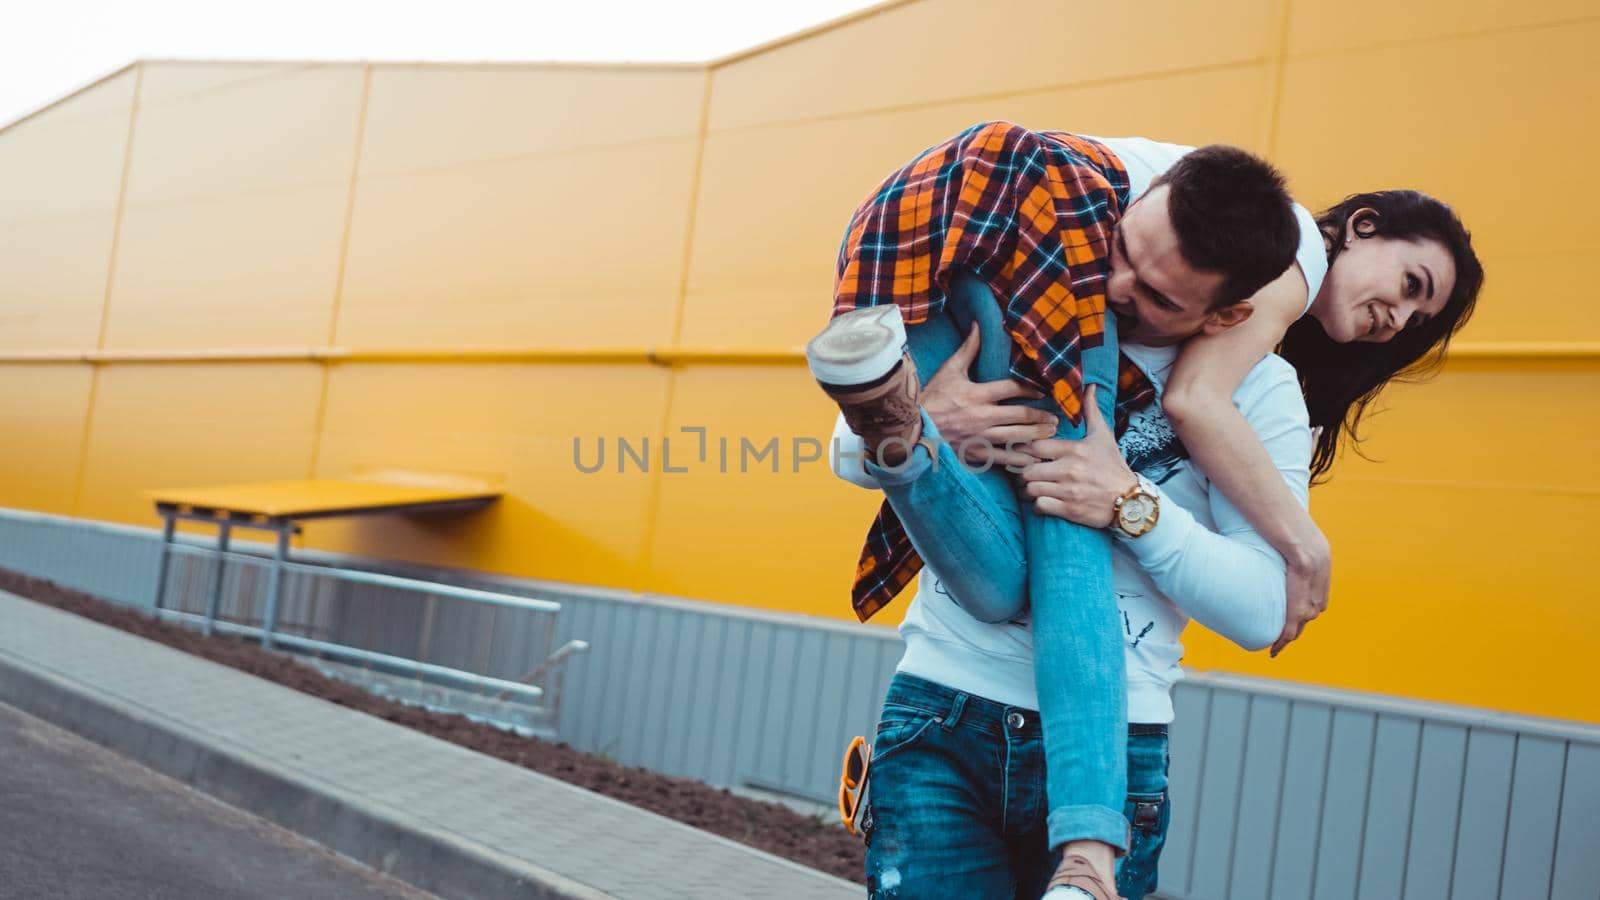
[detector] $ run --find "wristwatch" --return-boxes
[1111,475,1160,538]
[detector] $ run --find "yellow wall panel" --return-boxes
[337,140,696,349]
[1450,252,1595,345]
[1188,363,1600,723]
[306,363,669,587]
[1324,361,1597,490]
[1275,23,1599,257]
[1273,23,1600,342]
[1286,0,1594,55]
[682,66,1271,348]
[643,366,886,615]
[0,70,134,222]
[102,185,349,350]
[360,65,704,176]
[0,215,116,350]
[1194,488,1600,722]
[74,364,323,525]
[709,0,1275,131]
[0,366,92,512]
[126,63,363,207]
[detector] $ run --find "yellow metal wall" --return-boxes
[1,0,1596,723]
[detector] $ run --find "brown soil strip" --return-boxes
[0,569,866,885]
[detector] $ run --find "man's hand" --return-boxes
[1272,538,1331,656]
[1019,385,1136,528]
[921,324,1058,470]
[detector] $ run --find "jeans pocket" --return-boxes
[862,709,943,848]
[871,708,943,767]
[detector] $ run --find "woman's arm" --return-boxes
[1162,266,1329,655]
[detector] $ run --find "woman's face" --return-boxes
[1310,216,1457,344]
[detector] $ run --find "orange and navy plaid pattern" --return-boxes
[1114,358,1159,437]
[834,122,1140,622]
[834,121,1129,425]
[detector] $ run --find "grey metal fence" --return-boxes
[1161,673,1600,900]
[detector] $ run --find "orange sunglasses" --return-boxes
[838,735,872,835]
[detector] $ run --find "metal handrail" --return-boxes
[153,607,546,704]
[167,543,561,613]
[160,542,582,714]
[494,639,590,700]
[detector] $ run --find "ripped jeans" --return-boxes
[862,674,1170,899]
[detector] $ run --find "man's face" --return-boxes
[1106,185,1241,347]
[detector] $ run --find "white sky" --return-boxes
[1,0,883,127]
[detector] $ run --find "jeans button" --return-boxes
[1006,711,1026,729]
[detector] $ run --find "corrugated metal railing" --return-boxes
[1160,673,1600,900]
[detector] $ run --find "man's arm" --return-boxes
[1119,364,1312,650]
[1022,367,1313,651]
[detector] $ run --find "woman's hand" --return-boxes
[921,324,1058,470]
[1273,533,1331,656]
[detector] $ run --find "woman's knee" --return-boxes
[941,574,1027,624]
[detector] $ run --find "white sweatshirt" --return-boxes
[831,343,1313,722]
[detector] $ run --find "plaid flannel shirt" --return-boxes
[832,121,1159,622]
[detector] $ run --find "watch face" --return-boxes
[1120,494,1154,526]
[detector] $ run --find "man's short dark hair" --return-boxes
[1152,145,1299,308]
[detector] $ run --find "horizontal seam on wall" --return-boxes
[704,57,1273,136]
[2,342,1597,366]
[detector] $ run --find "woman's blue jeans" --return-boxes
[863,271,1128,851]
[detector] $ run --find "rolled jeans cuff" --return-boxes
[1048,803,1132,855]
[861,410,944,487]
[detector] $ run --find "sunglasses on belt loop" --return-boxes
[838,735,872,836]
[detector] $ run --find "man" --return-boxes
[812,123,1319,897]
[830,294,1312,898]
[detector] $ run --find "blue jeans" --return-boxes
[864,272,1126,850]
[862,674,1171,899]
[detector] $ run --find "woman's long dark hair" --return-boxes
[1280,191,1484,479]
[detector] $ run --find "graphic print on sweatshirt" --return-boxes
[1117,401,1189,487]
[1122,603,1156,648]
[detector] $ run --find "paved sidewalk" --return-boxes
[0,591,858,900]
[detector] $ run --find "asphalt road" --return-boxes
[0,701,437,900]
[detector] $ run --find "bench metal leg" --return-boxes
[260,523,290,650]
[202,522,231,636]
[152,513,176,611]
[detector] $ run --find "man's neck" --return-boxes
[1122,342,1179,384]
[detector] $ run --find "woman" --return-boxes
[1161,186,1486,658]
